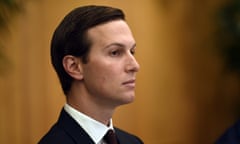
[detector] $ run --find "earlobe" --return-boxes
[62,55,83,80]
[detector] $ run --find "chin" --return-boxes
[121,94,135,104]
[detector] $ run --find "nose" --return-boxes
[125,54,140,73]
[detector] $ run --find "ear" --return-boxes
[62,55,84,80]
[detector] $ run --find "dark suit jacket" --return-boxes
[38,109,144,144]
[215,120,240,144]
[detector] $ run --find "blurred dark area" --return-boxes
[217,0,240,73]
[0,0,23,30]
[0,0,23,75]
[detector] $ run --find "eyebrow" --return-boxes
[104,42,136,50]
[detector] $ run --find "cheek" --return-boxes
[100,69,122,90]
[98,66,119,83]
[84,62,111,82]
[84,58,123,86]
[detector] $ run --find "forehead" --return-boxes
[86,20,135,47]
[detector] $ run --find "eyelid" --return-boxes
[106,43,136,56]
[109,49,122,56]
[104,43,136,50]
[130,47,136,55]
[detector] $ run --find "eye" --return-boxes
[130,48,136,55]
[110,49,122,56]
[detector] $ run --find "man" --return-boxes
[38,5,143,144]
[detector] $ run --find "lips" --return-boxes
[122,79,136,88]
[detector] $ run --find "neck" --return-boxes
[66,82,116,125]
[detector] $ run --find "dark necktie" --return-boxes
[104,129,118,144]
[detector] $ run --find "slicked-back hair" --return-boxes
[51,5,125,95]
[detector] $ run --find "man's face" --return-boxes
[82,20,140,108]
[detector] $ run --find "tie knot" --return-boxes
[104,129,118,144]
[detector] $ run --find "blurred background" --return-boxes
[1,0,240,143]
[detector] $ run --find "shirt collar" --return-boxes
[64,103,114,144]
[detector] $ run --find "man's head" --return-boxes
[51,5,125,95]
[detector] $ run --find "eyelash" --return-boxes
[110,50,122,56]
[131,49,135,55]
[109,49,136,57]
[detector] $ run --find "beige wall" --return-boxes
[0,0,239,143]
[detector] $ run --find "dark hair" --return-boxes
[51,5,125,95]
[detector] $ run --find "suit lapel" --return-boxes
[115,128,129,144]
[115,128,143,144]
[57,109,95,144]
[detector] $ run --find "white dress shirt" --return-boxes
[64,103,114,144]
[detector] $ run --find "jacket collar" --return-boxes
[57,108,95,144]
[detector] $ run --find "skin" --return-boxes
[63,20,140,125]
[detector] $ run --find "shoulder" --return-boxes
[215,120,240,144]
[115,127,144,144]
[38,109,95,144]
[38,123,75,144]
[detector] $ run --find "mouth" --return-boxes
[122,79,136,88]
